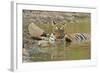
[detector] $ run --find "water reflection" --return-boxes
[30,39,71,61]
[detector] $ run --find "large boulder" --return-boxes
[28,23,45,39]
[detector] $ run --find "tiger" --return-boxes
[51,21,90,44]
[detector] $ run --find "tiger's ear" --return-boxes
[62,23,66,26]
[61,23,66,29]
[52,20,56,26]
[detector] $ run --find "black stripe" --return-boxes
[80,33,87,40]
[78,34,83,41]
[74,35,81,41]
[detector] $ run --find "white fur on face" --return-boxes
[55,27,58,30]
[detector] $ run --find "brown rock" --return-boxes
[28,23,45,39]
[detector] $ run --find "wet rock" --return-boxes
[38,40,50,47]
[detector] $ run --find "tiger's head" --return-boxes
[51,21,66,39]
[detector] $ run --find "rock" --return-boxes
[29,47,51,56]
[28,23,45,39]
[38,40,50,47]
[22,48,29,56]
